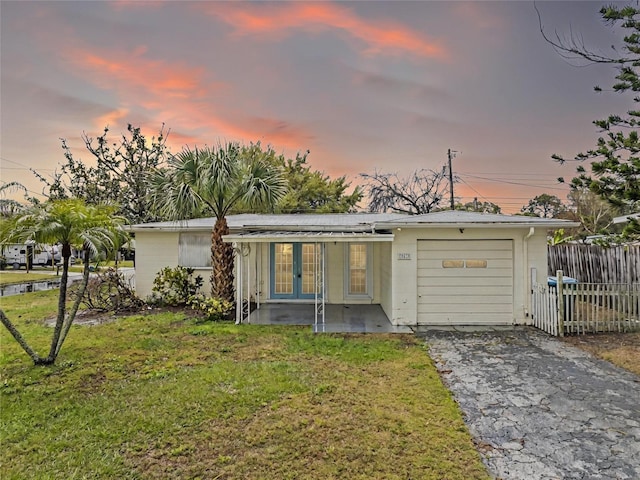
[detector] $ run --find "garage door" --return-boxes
[417,240,513,325]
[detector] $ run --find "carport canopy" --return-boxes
[223,231,394,243]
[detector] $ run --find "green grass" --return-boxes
[0,292,489,479]
[0,271,58,286]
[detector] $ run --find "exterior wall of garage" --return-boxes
[388,227,549,326]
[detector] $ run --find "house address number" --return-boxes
[398,253,411,260]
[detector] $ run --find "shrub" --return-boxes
[187,295,233,322]
[150,266,203,306]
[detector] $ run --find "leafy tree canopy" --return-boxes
[455,198,502,214]
[520,193,567,218]
[34,124,171,224]
[233,145,362,214]
[562,187,618,239]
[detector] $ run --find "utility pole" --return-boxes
[448,148,456,210]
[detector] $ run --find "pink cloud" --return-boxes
[59,45,312,150]
[202,2,449,60]
[94,108,130,130]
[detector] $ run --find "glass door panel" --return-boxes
[274,243,294,295]
[301,243,321,295]
[271,243,322,299]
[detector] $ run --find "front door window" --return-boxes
[271,243,321,299]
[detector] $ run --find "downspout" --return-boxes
[523,227,535,322]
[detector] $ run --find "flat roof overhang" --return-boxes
[223,231,394,243]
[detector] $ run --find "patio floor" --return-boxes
[246,303,413,333]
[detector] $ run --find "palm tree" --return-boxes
[0,199,125,365]
[150,142,287,302]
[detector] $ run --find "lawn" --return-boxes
[563,332,640,376]
[0,291,489,479]
[0,271,58,286]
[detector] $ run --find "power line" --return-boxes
[0,156,55,171]
[458,173,569,191]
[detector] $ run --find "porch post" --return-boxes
[321,242,325,325]
[256,244,261,309]
[314,242,319,326]
[314,242,326,328]
[235,243,242,324]
[245,243,250,323]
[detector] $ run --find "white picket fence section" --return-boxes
[532,282,559,336]
[532,270,640,336]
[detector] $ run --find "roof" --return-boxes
[613,213,640,224]
[130,210,578,233]
[131,213,405,233]
[377,210,580,228]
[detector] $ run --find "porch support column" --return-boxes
[235,242,242,324]
[314,242,318,327]
[321,242,325,325]
[245,243,250,324]
[314,242,325,327]
[256,244,261,309]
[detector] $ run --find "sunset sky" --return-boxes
[0,1,631,213]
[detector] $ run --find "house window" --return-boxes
[348,243,369,296]
[179,233,211,267]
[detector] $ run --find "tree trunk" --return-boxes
[211,217,235,303]
[45,243,71,363]
[55,246,92,357]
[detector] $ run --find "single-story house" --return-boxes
[131,211,577,327]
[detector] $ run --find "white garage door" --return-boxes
[417,240,514,325]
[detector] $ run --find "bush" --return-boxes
[150,266,203,306]
[0,255,6,271]
[187,295,233,322]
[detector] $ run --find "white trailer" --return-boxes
[1,244,60,268]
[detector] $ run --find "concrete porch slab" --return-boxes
[247,303,413,333]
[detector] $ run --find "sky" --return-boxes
[0,0,632,214]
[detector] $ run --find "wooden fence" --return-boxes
[532,271,640,336]
[548,244,640,284]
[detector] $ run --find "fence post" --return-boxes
[557,270,565,337]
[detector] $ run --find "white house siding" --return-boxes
[389,227,549,326]
[134,231,180,299]
[378,242,393,319]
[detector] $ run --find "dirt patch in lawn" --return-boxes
[562,332,640,376]
[42,305,192,327]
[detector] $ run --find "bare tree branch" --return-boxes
[360,169,449,214]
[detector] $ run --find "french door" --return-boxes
[271,243,321,299]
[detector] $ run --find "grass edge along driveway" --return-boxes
[0,290,489,480]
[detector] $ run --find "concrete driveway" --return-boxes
[419,327,640,480]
